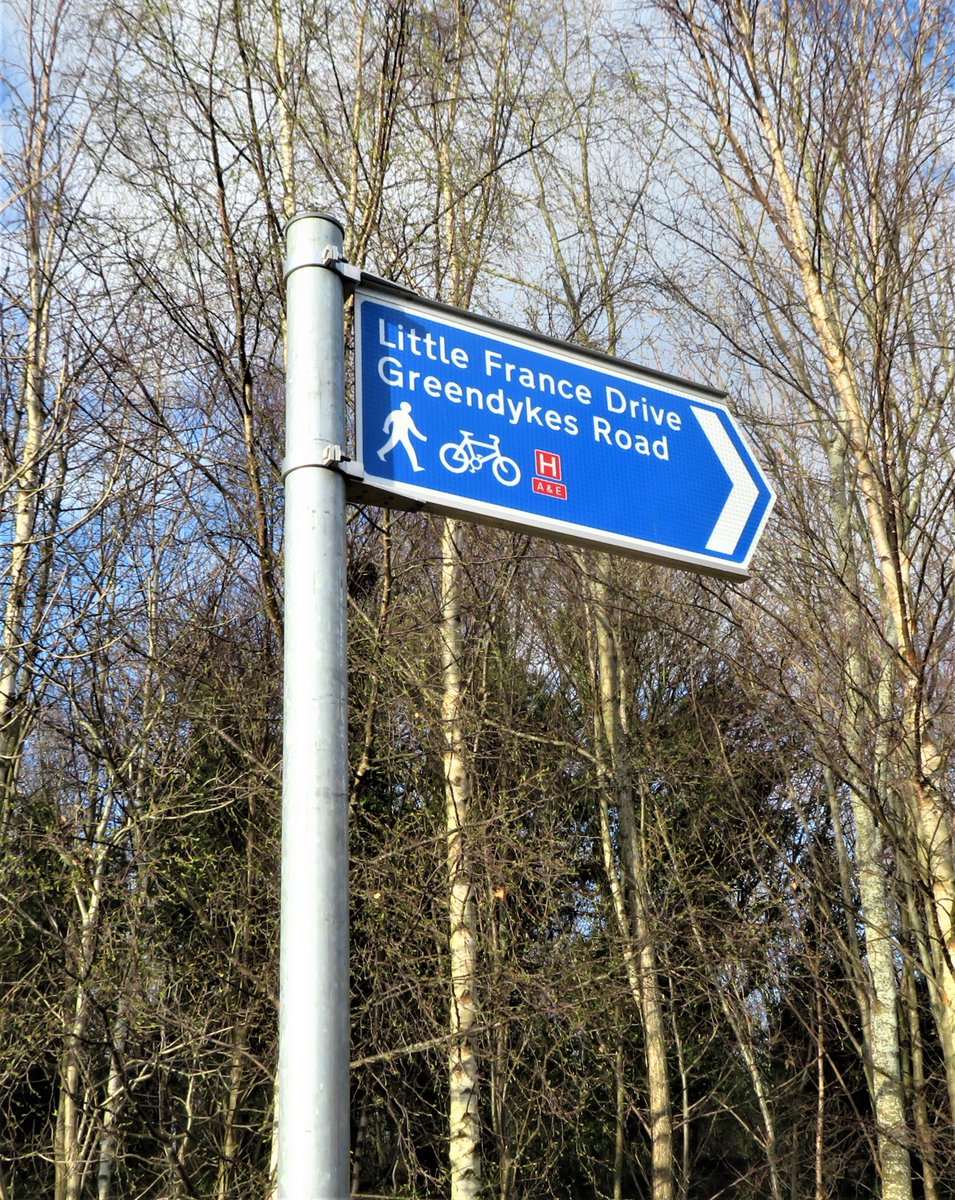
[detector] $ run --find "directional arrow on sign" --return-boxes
[352,286,775,578]
[690,406,762,556]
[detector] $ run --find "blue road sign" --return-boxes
[353,286,774,577]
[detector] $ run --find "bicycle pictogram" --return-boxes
[439,430,521,486]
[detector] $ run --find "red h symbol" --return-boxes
[535,450,562,481]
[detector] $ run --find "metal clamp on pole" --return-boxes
[284,215,421,310]
[323,248,363,291]
[279,211,350,1200]
[286,232,419,300]
[280,444,354,481]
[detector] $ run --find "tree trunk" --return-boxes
[901,942,939,1200]
[590,563,674,1200]
[0,187,52,833]
[216,1021,247,1200]
[96,1016,127,1200]
[852,787,912,1199]
[442,519,481,1200]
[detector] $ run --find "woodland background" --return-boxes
[1,0,954,1197]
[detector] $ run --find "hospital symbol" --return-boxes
[378,401,427,472]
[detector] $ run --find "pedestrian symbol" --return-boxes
[378,401,427,472]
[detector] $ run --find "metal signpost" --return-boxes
[354,287,774,578]
[280,213,774,1198]
[280,213,350,1200]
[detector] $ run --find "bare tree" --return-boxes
[645,0,955,1193]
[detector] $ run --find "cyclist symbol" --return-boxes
[439,430,521,486]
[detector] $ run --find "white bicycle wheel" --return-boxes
[492,456,520,486]
[440,441,470,473]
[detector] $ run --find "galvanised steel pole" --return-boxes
[279,212,349,1200]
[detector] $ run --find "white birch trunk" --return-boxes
[852,789,912,1199]
[442,519,481,1200]
[96,1016,127,1200]
[0,170,53,833]
[590,564,674,1200]
[56,864,108,1200]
